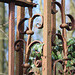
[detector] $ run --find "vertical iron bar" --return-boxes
[42,0,52,75]
[9,2,15,75]
[16,6,25,75]
[51,0,56,74]
[61,0,67,58]
[61,0,67,75]
[51,0,56,40]
[24,1,32,73]
[25,0,32,63]
[61,0,67,59]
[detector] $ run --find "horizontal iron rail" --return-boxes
[0,0,37,7]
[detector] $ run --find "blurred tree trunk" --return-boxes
[0,2,5,73]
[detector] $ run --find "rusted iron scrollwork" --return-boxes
[13,0,75,75]
[14,14,44,74]
[52,0,75,75]
[53,59,71,75]
[52,1,75,31]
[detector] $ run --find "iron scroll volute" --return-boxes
[14,39,26,51]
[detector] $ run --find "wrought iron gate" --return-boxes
[0,0,75,75]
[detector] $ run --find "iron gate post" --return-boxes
[9,2,15,75]
[42,0,52,75]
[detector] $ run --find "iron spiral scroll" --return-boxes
[52,1,75,75]
[14,14,44,74]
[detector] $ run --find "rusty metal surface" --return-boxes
[0,0,37,7]
[16,6,25,75]
[42,0,52,75]
[8,2,15,75]
[51,0,56,46]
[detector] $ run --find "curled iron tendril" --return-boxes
[52,33,65,46]
[18,14,44,34]
[25,40,43,62]
[14,39,26,51]
[53,59,71,75]
[14,40,43,67]
[52,1,62,12]
[52,1,75,31]
[65,14,75,31]
[51,2,58,14]
[60,14,75,31]
[18,18,29,34]
[14,40,43,53]
[31,14,44,29]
